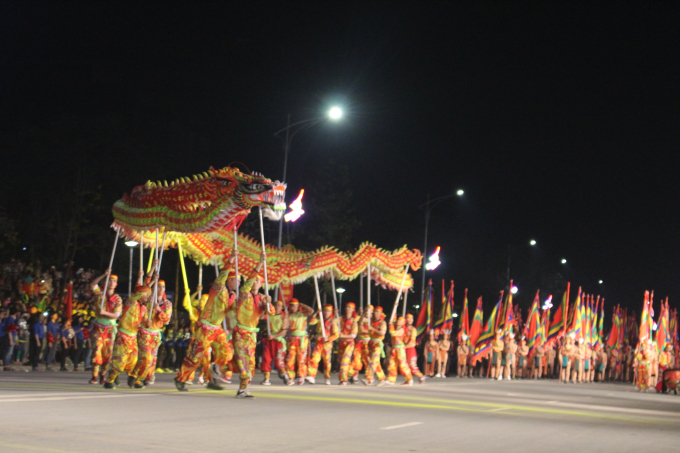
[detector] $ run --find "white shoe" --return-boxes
[507,376,512,381]
[197,376,205,385]
[351,376,359,384]
[402,380,413,386]
[497,376,503,380]
[339,381,347,386]
[377,380,392,387]
[361,378,372,386]
[297,377,305,385]
[305,376,316,384]
[185,381,194,385]
[235,389,255,399]
[435,373,441,378]
[325,379,331,385]
[261,379,271,386]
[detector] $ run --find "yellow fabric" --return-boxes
[289,311,308,334]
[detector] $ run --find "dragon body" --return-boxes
[112,166,286,236]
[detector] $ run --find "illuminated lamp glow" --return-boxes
[284,189,305,222]
[125,240,139,247]
[511,286,518,294]
[328,106,343,120]
[425,246,441,271]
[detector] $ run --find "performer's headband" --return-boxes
[289,298,299,305]
[109,275,118,281]
[323,304,333,311]
[346,302,355,310]
[406,313,414,319]
[158,280,165,285]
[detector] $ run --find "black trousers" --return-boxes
[29,336,41,368]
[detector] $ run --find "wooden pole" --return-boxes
[313,274,326,338]
[359,271,364,312]
[367,263,371,308]
[174,254,180,331]
[148,231,167,322]
[389,264,410,324]
[330,272,340,321]
[138,236,143,285]
[99,227,120,310]
[197,263,203,299]
[402,285,409,318]
[258,207,271,336]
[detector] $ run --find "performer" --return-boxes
[103,283,153,389]
[594,344,606,382]
[424,330,438,377]
[350,306,372,383]
[559,335,575,383]
[503,332,517,380]
[403,313,425,381]
[306,304,339,385]
[384,316,418,386]
[232,252,272,398]
[517,337,529,379]
[261,299,289,385]
[184,287,210,384]
[285,298,314,385]
[607,345,621,381]
[533,342,545,379]
[634,338,652,392]
[572,337,585,383]
[337,302,358,385]
[545,344,556,379]
[585,341,594,383]
[655,344,673,392]
[457,334,469,378]
[89,269,123,385]
[362,305,387,386]
[129,279,172,388]
[174,250,237,392]
[436,330,451,378]
[491,329,504,380]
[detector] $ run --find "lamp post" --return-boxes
[124,240,138,296]
[419,190,464,300]
[274,106,344,251]
[336,287,345,313]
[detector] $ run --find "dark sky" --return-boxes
[2,2,679,311]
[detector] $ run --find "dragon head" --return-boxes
[211,167,287,221]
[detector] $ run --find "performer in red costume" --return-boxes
[261,299,289,385]
[89,269,123,385]
[385,316,416,386]
[306,304,340,385]
[362,305,386,386]
[403,313,425,381]
[285,299,315,385]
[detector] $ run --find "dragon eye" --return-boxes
[220,180,230,187]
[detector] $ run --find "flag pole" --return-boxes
[99,227,120,310]
[389,264,410,324]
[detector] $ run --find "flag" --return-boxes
[655,297,670,353]
[598,298,604,347]
[547,283,569,347]
[606,305,623,348]
[415,280,433,343]
[435,280,454,332]
[469,296,484,349]
[458,288,470,342]
[471,291,503,365]
[591,296,600,348]
[524,290,540,353]
[502,280,516,332]
[567,288,583,338]
[639,291,651,342]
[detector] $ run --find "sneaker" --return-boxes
[277,370,286,380]
[206,382,224,391]
[88,378,98,385]
[103,382,116,389]
[235,389,255,399]
[361,378,373,386]
[325,378,331,385]
[185,381,194,385]
[146,375,155,385]
[351,376,359,384]
[99,375,106,385]
[197,376,205,385]
[377,380,392,387]
[286,377,295,386]
[134,382,145,389]
[507,376,512,381]
[297,377,305,385]
[435,373,441,378]
[218,377,231,384]
[211,364,223,379]
[283,374,291,385]
[339,381,347,386]
[261,379,271,386]
[497,376,503,381]
[174,378,187,392]
[402,381,413,386]
[419,376,426,384]
[305,376,316,384]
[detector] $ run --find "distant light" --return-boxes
[561,259,567,264]
[456,189,464,196]
[336,287,346,294]
[530,240,536,246]
[598,280,603,284]
[284,189,305,222]
[43,312,48,317]
[511,286,518,294]
[425,246,441,271]
[653,322,658,331]
[125,240,139,247]
[328,106,343,120]
[23,247,27,251]
[452,313,459,318]
[414,305,420,309]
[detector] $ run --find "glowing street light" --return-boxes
[456,189,464,196]
[561,258,567,264]
[425,246,441,271]
[335,286,346,311]
[284,189,305,222]
[511,285,519,295]
[328,106,343,120]
[125,240,139,295]
[530,239,536,246]
[598,280,603,284]
[125,241,139,247]
[452,312,459,318]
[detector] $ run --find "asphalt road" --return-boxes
[1,370,678,453]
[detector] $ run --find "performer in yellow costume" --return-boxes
[104,283,153,389]
[337,302,358,385]
[351,305,372,383]
[285,299,314,385]
[362,305,386,386]
[261,299,289,385]
[306,304,340,385]
[385,316,415,386]
[233,252,272,399]
[174,250,237,391]
[130,280,172,388]
[89,269,123,385]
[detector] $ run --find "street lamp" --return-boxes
[598,280,603,284]
[336,287,345,312]
[530,239,537,246]
[419,190,464,300]
[561,258,567,264]
[125,240,138,296]
[274,106,344,251]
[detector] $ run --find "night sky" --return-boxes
[2,3,679,312]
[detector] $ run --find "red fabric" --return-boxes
[64,283,73,320]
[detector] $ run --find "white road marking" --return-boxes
[506,393,521,396]
[0,392,87,398]
[489,407,507,412]
[0,393,154,403]
[380,422,423,430]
